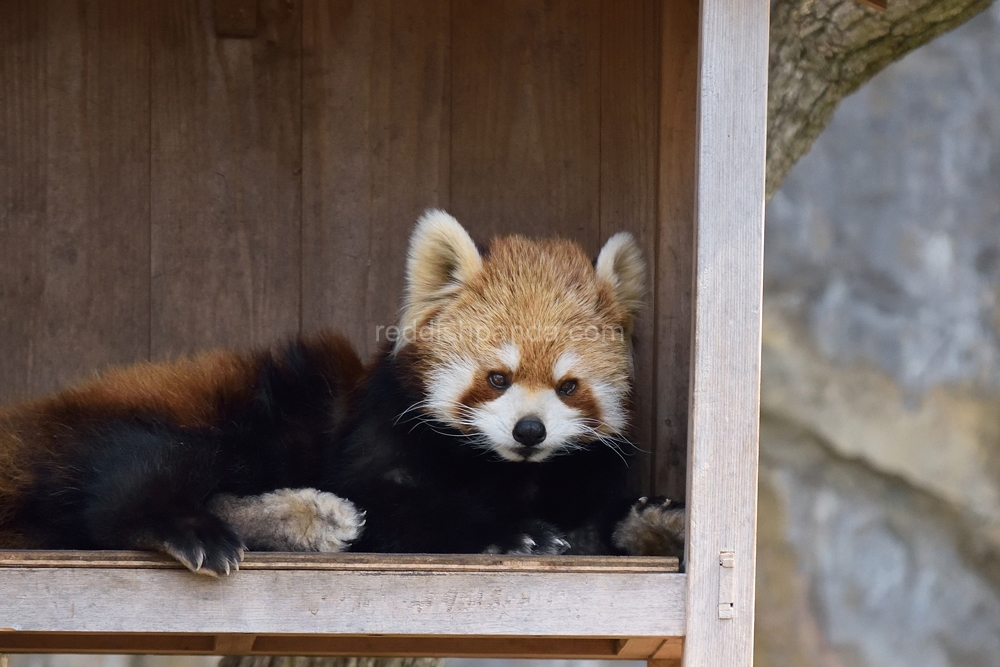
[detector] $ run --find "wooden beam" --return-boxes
[214,634,257,655]
[616,638,667,659]
[0,633,681,659]
[655,0,699,501]
[682,0,768,663]
[649,660,681,667]
[0,552,685,640]
[0,550,678,572]
[653,636,684,660]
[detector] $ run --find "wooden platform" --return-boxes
[0,0,767,664]
[0,551,684,659]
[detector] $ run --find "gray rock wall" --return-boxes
[758,3,1000,665]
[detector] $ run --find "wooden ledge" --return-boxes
[0,633,684,659]
[0,551,685,658]
[0,550,679,573]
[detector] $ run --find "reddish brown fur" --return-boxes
[408,235,633,430]
[559,386,602,425]
[0,332,361,547]
[457,377,503,412]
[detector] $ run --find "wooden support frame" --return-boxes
[0,553,682,659]
[0,0,768,663]
[682,0,768,664]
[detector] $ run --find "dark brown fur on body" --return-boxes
[0,334,363,566]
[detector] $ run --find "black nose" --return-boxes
[512,417,546,446]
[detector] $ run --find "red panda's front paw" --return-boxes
[612,496,685,557]
[208,488,365,552]
[153,511,246,576]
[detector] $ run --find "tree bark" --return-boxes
[767,0,996,199]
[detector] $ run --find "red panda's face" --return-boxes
[395,211,645,463]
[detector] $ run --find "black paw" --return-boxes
[484,522,570,555]
[153,511,246,576]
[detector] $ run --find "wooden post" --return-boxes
[679,0,769,664]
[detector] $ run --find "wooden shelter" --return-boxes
[0,0,767,665]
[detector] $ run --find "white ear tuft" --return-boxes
[596,232,646,321]
[397,210,482,349]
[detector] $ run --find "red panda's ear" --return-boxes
[397,210,483,348]
[596,232,646,323]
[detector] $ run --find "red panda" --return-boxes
[0,211,683,574]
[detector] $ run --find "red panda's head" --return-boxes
[394,210,645,463]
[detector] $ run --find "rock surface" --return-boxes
[757,3,1000,665]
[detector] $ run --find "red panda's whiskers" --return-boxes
[574,422,633,465]
[394,399,433,426]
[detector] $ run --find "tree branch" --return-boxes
[766,0,996,199]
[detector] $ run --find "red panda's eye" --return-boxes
[557,379,578,396]
[488,372,510,390]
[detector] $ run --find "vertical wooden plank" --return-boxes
[150,0,302,359]
[0,0,150,405]
[301,0,450,357]
[450,0,601,247]
[682,0,768,665]
[364,0,451,356]
[600,0,662,495]
[301,0,376,352]
[0,0,47,405]
[37,0,151,391]
[655,0,699,499]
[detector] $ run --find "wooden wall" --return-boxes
[0,0,695,497]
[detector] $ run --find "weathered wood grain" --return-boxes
[0,633,676,659]
[0,550,678,572]
[0,565,686,637]
[213,0,258,37]
[362,0,451,356]
[0,0,48,405]
[36,0,151,391]
[246,636,621,659]
[652,636,684,659]
[0,0,151,404]
[301,0,450,357]
[682,0,769,664]
[300,0,376,351]
[600,0,662,495]
[617,637,667,659]
[648,659,681,667]
[150,0,302,359]
[654,0,699,499]
[450,0,601,245]
[300,0,378,352]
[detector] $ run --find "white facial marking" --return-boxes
[468,385,589,462]
[497,342,520,372]
[591,380,628,433]
[553,350,581,380]
[424,357,477,422]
